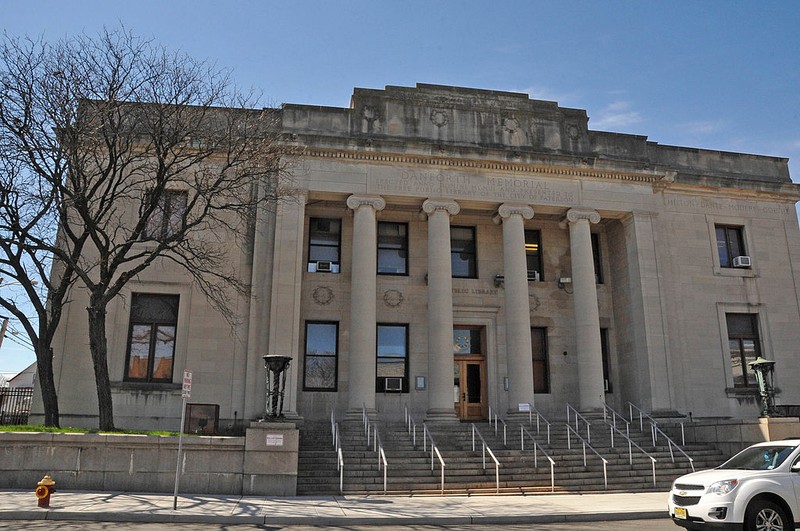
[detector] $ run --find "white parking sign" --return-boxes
[182,370,192,398]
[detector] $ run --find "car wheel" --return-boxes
[744,500,789,531]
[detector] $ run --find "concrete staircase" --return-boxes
[296,414,727,496]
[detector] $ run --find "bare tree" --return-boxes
[0,28,294,430]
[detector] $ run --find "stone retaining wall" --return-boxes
[685,417,800,458]
[0,422,297,495]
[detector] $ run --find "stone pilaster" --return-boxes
[565,208,605,412]
[497,203,536,412]
[422,199,460,422]
[346,195,386,416]
[266,194,308,419]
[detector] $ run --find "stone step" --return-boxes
[297,417,725,495]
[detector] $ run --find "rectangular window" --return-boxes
[592,233,604,284]
[308,218,341,273]
[727,313,760,387]
[376,324,409,392]
[143,190,188,240]
[716,225,746,268]
[451,226,477,278]
[601,328,612,393]
[377,222,408,275]
[525,230,543,281]
[124,293,179,382]
[303,322,338,391]
[531,327,549,393]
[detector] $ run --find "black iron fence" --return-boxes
[0,387,33,425]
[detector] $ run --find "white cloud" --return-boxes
[518,86,582,106]
[590,101,643,130]
[678,120,725,136]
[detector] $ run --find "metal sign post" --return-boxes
[173,370,191,510]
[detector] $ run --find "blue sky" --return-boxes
[1,1,799,373]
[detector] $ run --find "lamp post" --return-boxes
[748,357,777,417]
[262,355,292,420]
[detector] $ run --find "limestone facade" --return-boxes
[34,84,800,430]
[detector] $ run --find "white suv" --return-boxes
[669,439,800,530]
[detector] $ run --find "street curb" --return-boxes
[0,510,670,526]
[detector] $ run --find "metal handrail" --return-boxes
[652,423,695,472]
[330,410,344,494]
[566,424,608,490]
[362,405,388,494]
[520,426,555,492]
[606,421,658,487]
[523,403,551,445]
[566,403,592,443]
[603,402,631,439]
[423,423,446,494]
[487,405,508,446]
[337,445,344,494]
[373,427,388,493]
[404,405,417,448]
[629,401,686,445]
[471,424,500,493]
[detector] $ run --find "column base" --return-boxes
[425,409,459,423]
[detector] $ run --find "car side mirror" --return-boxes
[791,462,800,473]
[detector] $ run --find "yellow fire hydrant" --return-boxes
[35,474,56,508]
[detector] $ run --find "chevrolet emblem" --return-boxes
[679,491,687,496]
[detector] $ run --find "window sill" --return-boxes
[112,382,182,393]
[725,386,759,398]
[714,266,755,278]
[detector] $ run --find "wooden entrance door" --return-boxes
[454,359,486,420]
[453,326,487,420]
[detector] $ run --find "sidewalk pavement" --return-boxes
[0,490,670,526]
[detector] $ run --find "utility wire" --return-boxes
[4,334,33,351]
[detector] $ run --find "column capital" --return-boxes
[564,208,600,225]
[346,194,386,212]
[495,203,534,224]
[422,198,460,217]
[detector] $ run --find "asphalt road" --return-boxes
[0,518,678,530]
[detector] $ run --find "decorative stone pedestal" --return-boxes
[243,421,299,495]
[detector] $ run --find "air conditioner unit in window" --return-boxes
[384,377,403,392]
[733,255,751,268]
[527,270,540,281]
[315,260,333,272]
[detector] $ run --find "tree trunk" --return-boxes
[35,346,60,427]
[87,300,115,431]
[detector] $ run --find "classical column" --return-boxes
[265,194,308,419]
[423,199,460,422]
[497,203,536,412]
[242,184,281,420]
[346,195,386,417]
[565,208,605,412]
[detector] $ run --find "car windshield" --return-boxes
[717,444,798,471]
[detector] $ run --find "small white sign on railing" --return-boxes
[518,403,531,412]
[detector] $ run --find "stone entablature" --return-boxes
[281,83,792,187]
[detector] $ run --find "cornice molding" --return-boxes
[301,146,663,183]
